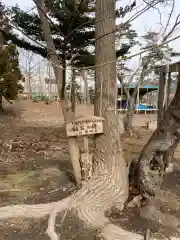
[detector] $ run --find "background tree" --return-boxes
[0,3,23,110]
[0,44,23,110]
[142,31,180,109]
[142,29,180,169]
[1,0,136,100]
[65,71,81,110]
[118,25,180,133]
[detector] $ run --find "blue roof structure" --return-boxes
[117,81,159,89]
[116,80,159,97]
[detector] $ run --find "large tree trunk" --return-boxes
[163,72,176,165]
[93,0,128,184]
[46,1,129,239]
[138,71,180,198]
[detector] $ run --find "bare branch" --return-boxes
[117,68,139,98]
[96,0,163,41]
[142,0,163,27]
[161,0,175,38]
[163,13,180,41]
[119,0,162,30]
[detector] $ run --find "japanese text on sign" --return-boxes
[66,117,104,137]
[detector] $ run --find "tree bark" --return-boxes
[163,72,176,166]
[61,103,82,188]
[92,0,128,205]
[138,71,180,198]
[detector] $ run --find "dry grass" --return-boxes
[0,100,179,239]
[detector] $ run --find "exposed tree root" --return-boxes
[45,154,129,239]
[0,196,72,219]
[0,182,180,240]
[0,156,131,240]
[0,164,178,240]
[0,161,178,240]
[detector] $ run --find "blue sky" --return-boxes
[4,0,180,71]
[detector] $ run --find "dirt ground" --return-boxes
[0,100,180,240]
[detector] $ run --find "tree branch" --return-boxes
[97,0,163,40]
[2,30,48,58]
[163,13,180,42]
[119,0,162,30]
[142,0,163,27]
[161,0,175,38]
[117,66,140,99]
[32,0,64,37]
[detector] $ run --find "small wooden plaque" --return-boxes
[66,116,104,137]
